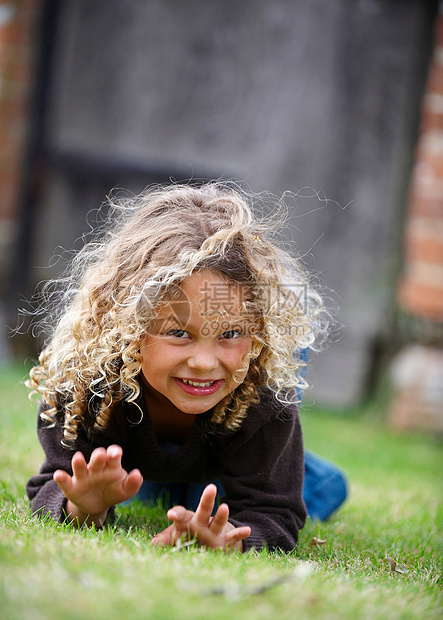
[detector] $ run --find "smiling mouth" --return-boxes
[174,378,224,395]
[181,379,218,387]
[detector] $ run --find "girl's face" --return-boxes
[140,270,253,416]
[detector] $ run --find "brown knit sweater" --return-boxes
[26,387,306,552]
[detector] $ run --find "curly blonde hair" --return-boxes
[27,182,326,444]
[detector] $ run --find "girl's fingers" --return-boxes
[194,484,217,526]
[53,469,72,493]
[225,526,251,546]
[156,498,251,551]
[71,451,88,478]
[88,447,107,473]
[167,505,192,524]
[152,524,175,547]
[225,526,251,552]
[123,469,143,496]
[209,503,229,536]
[106,445,123,469]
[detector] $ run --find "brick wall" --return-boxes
[389,9,443,433]
[0,0,40,295]
[398,12,443,323]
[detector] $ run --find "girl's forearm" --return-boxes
[65,499,109,528]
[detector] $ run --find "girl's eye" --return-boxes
[220,329,242,340]
[166,329,189,338]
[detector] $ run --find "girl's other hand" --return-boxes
[151,484,251,552]
[53,445,143,527]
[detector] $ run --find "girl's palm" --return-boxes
[152,484,251,552]
[54,445,143,518]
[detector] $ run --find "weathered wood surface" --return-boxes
[29,0,435,405]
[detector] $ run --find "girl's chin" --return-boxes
[172,393,231,415]
[175,396,225,415]
[178,406,210,415]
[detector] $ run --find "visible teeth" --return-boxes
[182,379,215,387]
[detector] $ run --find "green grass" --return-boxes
[0,363,442,619]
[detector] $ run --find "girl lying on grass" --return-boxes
[26,182,329,552]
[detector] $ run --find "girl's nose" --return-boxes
[187,344,219,372]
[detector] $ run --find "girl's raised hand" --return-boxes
[151,484,251,552]
[53,445,143,527]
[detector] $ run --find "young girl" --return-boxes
[26,182,328,552]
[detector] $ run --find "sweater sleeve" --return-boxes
[26,402,114,523]
[218,398,307,553]
[26,404,74,521]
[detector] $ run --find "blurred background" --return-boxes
[0,0,442,432]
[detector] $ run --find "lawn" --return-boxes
[0,363,442,620]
